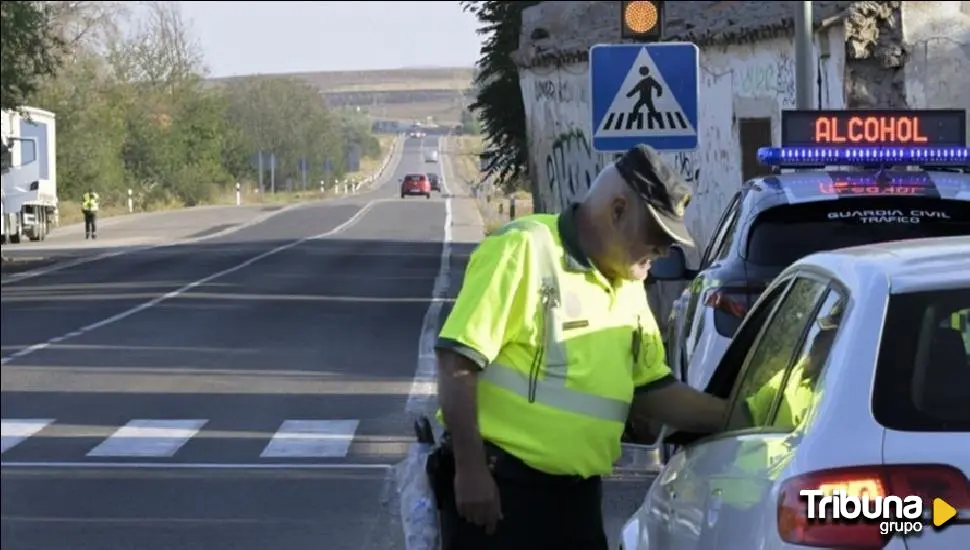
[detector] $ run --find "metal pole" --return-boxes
[794,1,815,109]
[270,154,276,194]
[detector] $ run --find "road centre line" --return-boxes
[0,136,407,286]
[0,202,305,286]
[0,202,379,365]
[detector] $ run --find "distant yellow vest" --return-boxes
[82,192,100,212]
[440,215,639,478]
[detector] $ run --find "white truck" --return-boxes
[1,106,58,244]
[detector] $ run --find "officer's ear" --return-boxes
[610,196,630,225]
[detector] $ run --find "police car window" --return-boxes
[874,291,970,431]
[769,289,846,431]
[724,277,829,432]
[714,206,740,261]
[702,194,739,267]
[745,197,970,267]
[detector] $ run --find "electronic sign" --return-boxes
[781,110,966,148]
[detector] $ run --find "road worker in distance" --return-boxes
[430,144,729,550]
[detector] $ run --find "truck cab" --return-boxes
[1,107,58,244]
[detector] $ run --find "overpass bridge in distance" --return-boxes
[321,89,474,107]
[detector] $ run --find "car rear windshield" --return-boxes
[745,198,970,266]
[873,289,970,432]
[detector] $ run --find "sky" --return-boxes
[177,1,486,77]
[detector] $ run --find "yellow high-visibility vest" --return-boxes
[82,192,100,212]
[436,212,672,477]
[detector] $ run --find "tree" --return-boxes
[16,0,383,211]
[0,1,63,112]
[460,1,539,190]
[220,77,346,190]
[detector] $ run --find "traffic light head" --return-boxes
[621,1,664,42]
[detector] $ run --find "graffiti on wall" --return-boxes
[532,77,587,104]
[544,128,604,210]
[542,130,701,210]
[672,151,700,184]
[737,53,796,100]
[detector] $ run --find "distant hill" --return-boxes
[207,67,477,125]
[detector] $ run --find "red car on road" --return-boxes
[400,173,431,199]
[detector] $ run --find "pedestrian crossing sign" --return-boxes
[590,42,700,153]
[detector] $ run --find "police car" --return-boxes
[650,109,970,393]
[621,234,970,550]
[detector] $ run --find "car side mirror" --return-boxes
[649,246,695,281]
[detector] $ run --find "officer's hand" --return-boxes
[454,464,503,534]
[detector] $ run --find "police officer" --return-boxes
[81,189,100,239]
[432,145,729,550]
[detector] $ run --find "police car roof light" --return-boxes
[757,146,970,168]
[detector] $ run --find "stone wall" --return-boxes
[901,1,970,142]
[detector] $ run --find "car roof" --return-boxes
[740,170,970,212]
[792,235,970,294]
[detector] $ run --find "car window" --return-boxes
[700,193,740,268]
[769,289,846,431]
[873,290,970,431]
[714,205,740,261]
[723,277,829,432]
[745,199,970,267]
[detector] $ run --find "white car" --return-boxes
[621,235,970,550]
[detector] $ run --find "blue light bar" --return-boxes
[758,146,969,168]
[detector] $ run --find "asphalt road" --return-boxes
[1,135,652,550]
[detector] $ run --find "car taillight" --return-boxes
[703,285,762,337]
[778,464,970,548]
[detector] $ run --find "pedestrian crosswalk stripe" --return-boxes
[87,419,208,458]
[260,419,360,458]
[593,46,696,140]
[1,419,54,454]
[600,110,690,133]
[0,417,368,461]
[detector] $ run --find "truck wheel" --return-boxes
[401,193,406,199]
[10,233,21,244]
[425,193,431,199]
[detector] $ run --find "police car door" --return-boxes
[680,194,741,375]
[664,275,830,549]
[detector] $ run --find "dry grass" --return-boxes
[56,136,398,226]
[252,68,474,92]
[446,136,534,235]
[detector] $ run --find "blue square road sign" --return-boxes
[590,42,700,153]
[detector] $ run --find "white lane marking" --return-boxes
[87,419,208,458]
[0,203,305,286]
[405,140,453,414]
[0,135,408,286]
[1,419,54,454]
[0,461,392,470]
[260,420,360,458]
[0,202,378,365]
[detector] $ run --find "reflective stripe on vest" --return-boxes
[479,219,629,423]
